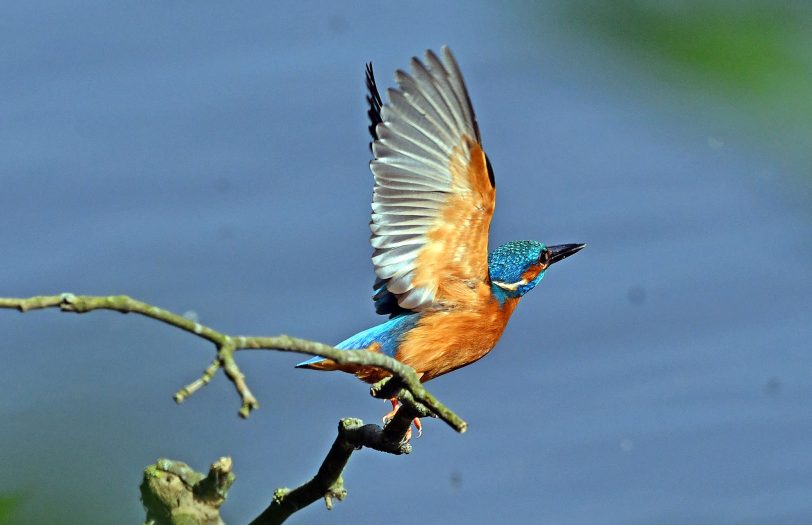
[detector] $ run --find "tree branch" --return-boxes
[2,293,466,523]
[249,381,434,524]
[141,456,235,525]
[0,294,466,432]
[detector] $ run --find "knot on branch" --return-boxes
[194,457,236,506]
[272,487,290,505]
[141,457,235,525]
[340,417,412,455]
[58,293,78,309]
[323,476,347,510]
[58,293,132,313]
[369,376,403,400]
[370,378,434,419]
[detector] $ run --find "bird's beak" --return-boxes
[548,243,586,265]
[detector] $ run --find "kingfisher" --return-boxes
[297,47,584,434]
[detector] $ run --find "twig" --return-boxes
[235,336,466,432]
[0,294,466,432]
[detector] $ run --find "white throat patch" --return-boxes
[492,278,528,291]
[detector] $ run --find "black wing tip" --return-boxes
[365,47,490,315]
[426,48,442,61]
[373,280,413,318]
[375,297,412,318]
[365,60,383,147]
[407,47,483,144]
[436,45,482,144]
[365,62,381,102]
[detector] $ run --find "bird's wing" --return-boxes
[367,46,496,315]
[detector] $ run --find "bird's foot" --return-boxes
[412,416,422,438]
[382,398,399,424]
[383,398,422,440]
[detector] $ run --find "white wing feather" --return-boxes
[369,46,482,312]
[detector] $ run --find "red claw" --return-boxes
[382,398,423,440]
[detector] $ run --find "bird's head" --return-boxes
[488,240,585,302]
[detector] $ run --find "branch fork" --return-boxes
[1,293,469,524]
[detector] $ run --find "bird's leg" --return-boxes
[382,398,399,423]
[383,398,422,439]
[413,416,422,438]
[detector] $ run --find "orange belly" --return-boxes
[321,283,521,384]
[394,295,519,381]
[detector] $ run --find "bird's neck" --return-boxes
[490,281,518,307]
[489,283,521,316]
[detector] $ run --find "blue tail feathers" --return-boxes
[295,313,420,368]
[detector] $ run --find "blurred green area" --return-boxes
[0,494,20,525]
[558,0,812,171]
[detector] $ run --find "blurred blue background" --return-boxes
[2,1,811,523]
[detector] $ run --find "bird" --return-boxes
[297,46,584,435]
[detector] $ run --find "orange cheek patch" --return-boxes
[522,264,543,282]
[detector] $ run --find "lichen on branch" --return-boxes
[141,456,235,525]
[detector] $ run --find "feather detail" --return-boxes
[367,46,495,316]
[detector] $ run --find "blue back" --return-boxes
[296,312,420,367]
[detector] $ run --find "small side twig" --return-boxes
[174,358,221,403]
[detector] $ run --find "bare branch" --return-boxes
[249,382,432,523]
[3,293,468,523]
[249,411,418,525]
[0,294,467,432]
[174,358,222,403]
[235,336,466,432]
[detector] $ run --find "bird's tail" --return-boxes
[295,356,338,371]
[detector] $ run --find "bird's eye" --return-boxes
[539,249,550,265]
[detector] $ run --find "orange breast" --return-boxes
[395,287,520,382]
